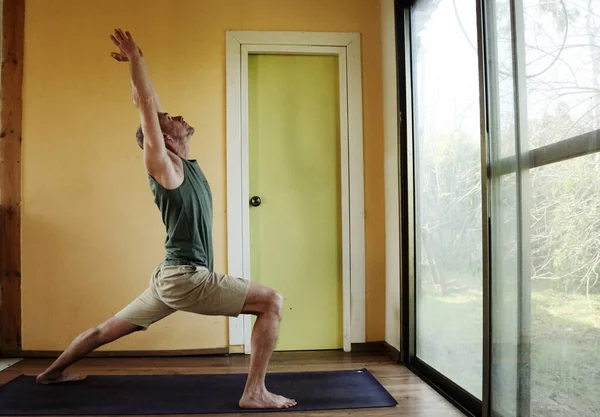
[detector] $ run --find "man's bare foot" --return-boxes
[239,390,297,409]
[36,372,87,385]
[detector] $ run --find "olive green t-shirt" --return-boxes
[149,158,213,271]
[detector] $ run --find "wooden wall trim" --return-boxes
[350,341,384,353]
[351,341,401,363]
[2,348,230,358]
[0,0,25,353]
[383,341,401,363]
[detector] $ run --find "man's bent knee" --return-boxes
[243,283,285,318]
[268,291,284,320]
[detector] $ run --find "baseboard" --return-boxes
[3,347,229,359]
[4,344,402,361]
[350,341,384,352]
[383,341,401,362]
[350,341,400,363]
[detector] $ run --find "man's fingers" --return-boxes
[114,29,125,42]
[110,34,120,47]
[111,29,138,58]
[110,52,128,62]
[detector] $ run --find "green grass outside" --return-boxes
[417,290,600,416]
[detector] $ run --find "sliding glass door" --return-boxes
[410,0,483,401]
[398,0,600,415]
[488,0,600,415]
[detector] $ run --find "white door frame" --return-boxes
[226,31,365,353]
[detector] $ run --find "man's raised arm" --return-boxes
[110,29,175,182]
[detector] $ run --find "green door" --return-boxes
[248,54,343,351]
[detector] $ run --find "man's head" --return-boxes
[136,112,195,153]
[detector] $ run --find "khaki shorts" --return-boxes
[116,264,252,329]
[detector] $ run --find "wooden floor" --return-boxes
[0,351,463,416]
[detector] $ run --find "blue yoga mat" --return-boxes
[0,368,397,415]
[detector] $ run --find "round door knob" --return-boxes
[250,196,262,207]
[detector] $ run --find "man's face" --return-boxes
[158,112,195,141]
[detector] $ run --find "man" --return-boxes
[36,29,296,410]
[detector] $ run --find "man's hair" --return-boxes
[135,113,166,149]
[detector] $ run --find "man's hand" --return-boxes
[110,28,143,62]
[110,28,163,112]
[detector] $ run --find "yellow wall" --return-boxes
[22,0,386,350]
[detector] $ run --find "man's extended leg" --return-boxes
[37,279,174,385]
[238,283,297,409]
[36,317,141,384]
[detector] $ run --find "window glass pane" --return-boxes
[524,0,600,146]
[411,0,483,398]
[529,153,600,416]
